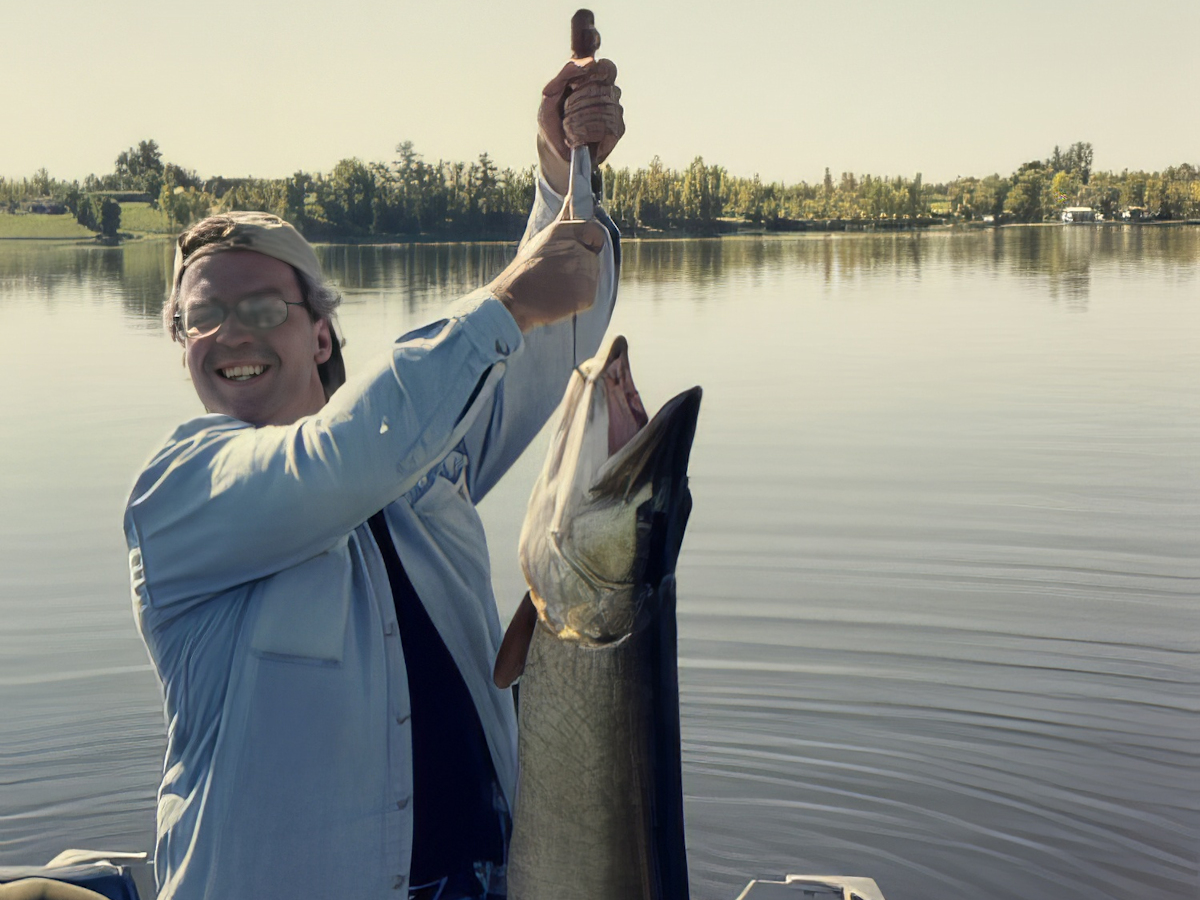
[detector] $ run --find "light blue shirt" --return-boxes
[125,178,617,900]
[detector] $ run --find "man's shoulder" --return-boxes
[127,414,253,507]
[148,413,253,461]
[165,413,252,445]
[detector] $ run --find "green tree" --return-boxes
[115,139,165,196]
[1048,170,1082,214]
[1005,162,1049,222]
[76,195,99,231]
[1066,142,1094,184]
[99,197,121,239]
[324,158,375,234]
[1080,171,1119,219]
[31,167,51,196]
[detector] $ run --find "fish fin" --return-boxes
[494,591,538,689]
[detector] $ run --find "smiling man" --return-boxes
[177,245,333,425]
[125,58,623,900]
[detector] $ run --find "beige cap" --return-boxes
[172,211,324,288]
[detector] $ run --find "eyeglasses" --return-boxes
[176,294,306,339]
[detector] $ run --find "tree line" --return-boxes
[3,139,1199,240]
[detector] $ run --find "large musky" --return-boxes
[6,0,1198,185]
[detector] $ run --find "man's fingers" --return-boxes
[569,219,608,253]
[564,108,625,149]
[540,58,622,167]
[543,57,619,100]
[595,132,621,167]
[542,59,588,99]
[591,58,618,85]
[563,82,620,115]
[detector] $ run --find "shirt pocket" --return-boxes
[405,448,470,511]
[249,536,352,666]
[403,448,492,592]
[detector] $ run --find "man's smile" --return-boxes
[217,364,270,382]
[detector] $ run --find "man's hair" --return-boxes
[163,214,347,398]
[162,215,342,342]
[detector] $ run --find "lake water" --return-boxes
[0,228,1196,900]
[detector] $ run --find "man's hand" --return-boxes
[538,57,625,195]
[488,216,608,332]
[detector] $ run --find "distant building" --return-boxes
[1061,206,1097,224]
[1122,207,1150,222]
[89,191,153,204]
[24,198,66,215]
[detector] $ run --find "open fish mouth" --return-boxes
[518,335,702,644]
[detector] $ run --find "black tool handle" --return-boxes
[568,9,601,170]
[571,9,600,60]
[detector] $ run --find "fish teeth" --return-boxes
[219,364,266,381]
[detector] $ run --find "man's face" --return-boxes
[180,250,332,426]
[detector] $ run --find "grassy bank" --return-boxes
[119,202,172,234]
[0,212,94,239]
[0,202,173,240]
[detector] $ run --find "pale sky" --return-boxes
[5,0,1198,186]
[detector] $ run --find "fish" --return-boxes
[495,334,701,900]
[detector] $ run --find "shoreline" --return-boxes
[3,219,1198,246]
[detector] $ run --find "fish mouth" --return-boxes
[572,334,701,501]
[592,380,702,504]
[520,335,701,643]
[600,336,650,456]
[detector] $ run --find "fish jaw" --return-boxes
[519,334,702,644]
[602,336,649,456]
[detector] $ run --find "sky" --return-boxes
[5,0,1199,187]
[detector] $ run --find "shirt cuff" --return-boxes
[457,293,525,360]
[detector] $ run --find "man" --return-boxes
[125,58,624,900]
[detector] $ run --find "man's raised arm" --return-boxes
[461,55,626,501]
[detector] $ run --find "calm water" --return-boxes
[0,228,1196,899]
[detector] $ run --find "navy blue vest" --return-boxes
[367,512,504,886]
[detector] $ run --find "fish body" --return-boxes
[508,335,700,900]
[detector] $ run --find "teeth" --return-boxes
[220,365,266,381]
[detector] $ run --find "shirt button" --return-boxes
[395,713,410,725]
[397,796,411,809]
[392,874,407,890]
[495,338,509,354]
[384,622,395,635]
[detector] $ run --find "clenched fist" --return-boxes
[488,217,608,332]
[537,57,625,195]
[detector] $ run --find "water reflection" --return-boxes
[2,224,1196,900]
[619,227,1200,309]
[0,240,174,328]
[2,226,1198,326]
[119,241,176,324]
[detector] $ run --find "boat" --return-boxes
[2,852,885,899]
[1061,206,1098,224]
[737,874,886,899]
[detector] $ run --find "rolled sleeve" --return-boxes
[463,174,620,502]
[126,296,523,610]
